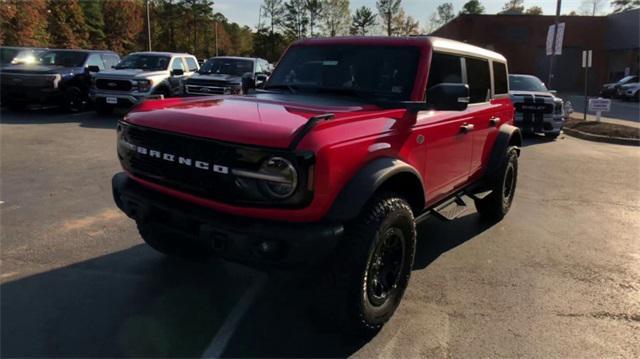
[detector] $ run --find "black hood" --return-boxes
[1,64,80,75]
[187,72,243,85]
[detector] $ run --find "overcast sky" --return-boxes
[214,0,610,29]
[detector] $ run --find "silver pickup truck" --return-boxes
[90,52,198,114]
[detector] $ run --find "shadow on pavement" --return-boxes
[1,213,495,358]
[0,107,122,129]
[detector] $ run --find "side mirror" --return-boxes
[256,74,269,83]
[425,83,470,111]
[549,89,557,94]
[171,69,184,76]
[87,65,100,73]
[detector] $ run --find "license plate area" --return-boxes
[106,97,118,104]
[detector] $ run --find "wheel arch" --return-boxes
[325,157,426,222]
[486,124,522,178]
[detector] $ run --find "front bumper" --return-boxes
[112,172,343,267]
[1,85,62,105]
[91,90,155,107]
[514,113,564,135]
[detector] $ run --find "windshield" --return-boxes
[200,58,254,76]
[38,51,87,67]
[0,48,21,64]
[509,75,548,92]
[266,45,420,101]
[115,54,170,71]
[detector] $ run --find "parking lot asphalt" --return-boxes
[1,108,639,358]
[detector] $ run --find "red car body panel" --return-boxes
[122,37,514,223]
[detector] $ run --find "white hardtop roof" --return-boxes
[428,36,507,63]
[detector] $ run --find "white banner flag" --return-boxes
[546,23,565,55]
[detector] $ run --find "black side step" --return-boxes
[431,193,468,221]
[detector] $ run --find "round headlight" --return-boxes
[258,157,297,199]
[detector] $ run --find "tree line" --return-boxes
[1,0,638,63]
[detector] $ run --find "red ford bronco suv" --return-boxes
[112,36,521,332]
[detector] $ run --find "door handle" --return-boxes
[489,117,500,126]
[460,123,475,133]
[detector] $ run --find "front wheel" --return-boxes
[319,195,416,333]
[475,146,519,221]
[63,87,85,112]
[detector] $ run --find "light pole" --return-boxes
[146,0,152,51]
[547,0,561,89]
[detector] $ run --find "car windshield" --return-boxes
[115,54,170,71]
[199,58,254,76]
[38,51,87,67]
[509,75,548,92]
[265,45,420,101]
[0,48,21,64]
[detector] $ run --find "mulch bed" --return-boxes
[565,117,640,140]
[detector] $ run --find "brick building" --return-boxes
[431,10,639,94]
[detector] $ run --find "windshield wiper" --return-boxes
[263,83,299,94]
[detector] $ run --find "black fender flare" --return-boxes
[485,124,522,178]
[325,157,425,222]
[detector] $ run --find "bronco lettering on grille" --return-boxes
[120,138,229,174]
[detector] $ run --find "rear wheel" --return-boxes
[475,146,518,221]
[137,221,213,260]
[318,195,416,333]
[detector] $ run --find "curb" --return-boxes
[563,127,640,147]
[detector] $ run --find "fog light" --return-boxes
[256,240,284,259]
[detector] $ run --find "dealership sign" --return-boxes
[546,23,565,55]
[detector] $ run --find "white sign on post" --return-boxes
[546,23,565,55]
[588,97,611,122]
[582,50,592,68]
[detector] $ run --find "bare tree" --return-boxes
[525,6,543,14]
[305,0,323,36]
[611,0,640,12]
[261,0,285,34]
[322,0,350,36]
[578,0,607,15]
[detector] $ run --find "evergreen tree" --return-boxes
[459,0,485,15]
[350,6,377,35]
[499,0,525,14]
[47,0,89,48]
[261,0,286,34]
[283,0,309,39]
[305,0,324,37]
[80,0,106,49]
[376,0,401,36]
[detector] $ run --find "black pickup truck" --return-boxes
[1,49,119,112]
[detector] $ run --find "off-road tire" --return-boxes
[62,87,85,112]
[137,221,213,260]
[318,194,417,334]
[475,146,518,221]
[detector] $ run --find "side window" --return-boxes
[185,57,198,72]
[493,61,508,95]
[255,60,263,74]
[426,52,463,94]
[171,57,185,71]
[86,54,105,70]
[465,57,491,103]
[101,54,119,69]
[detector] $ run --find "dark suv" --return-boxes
[184,56,271,95]
[0,49,120,111]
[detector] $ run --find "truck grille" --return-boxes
[185,84,226,95]
[96,79,132,91]
[117,122,292,205]
[187,79,230,87]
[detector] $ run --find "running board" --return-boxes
[431,194,468,221]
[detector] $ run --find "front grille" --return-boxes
[96,79,132,91]
[187,78,231,87]
[185,84,225,95]
[117,122,307,206]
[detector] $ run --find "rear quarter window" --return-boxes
[492,62,508,95]
[465,57,491,103]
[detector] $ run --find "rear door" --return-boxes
[419,52,474,202]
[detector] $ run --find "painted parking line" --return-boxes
[201,273,268,358]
